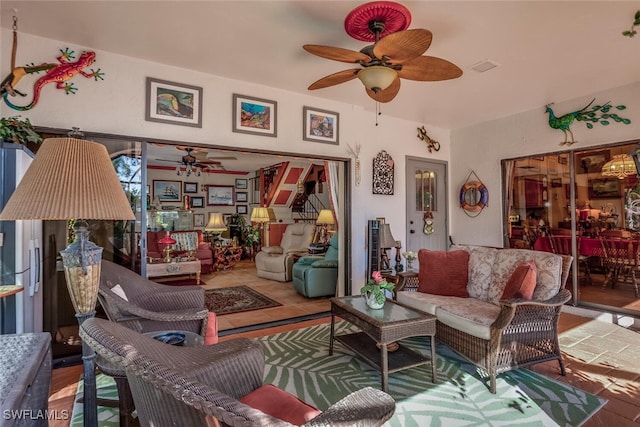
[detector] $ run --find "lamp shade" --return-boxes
[250,207,271,223]
[379,223,396,249]
[158,234,177,246]
[357,66,397,92]
[0,138,135,221]
[205,212,227,232]
[601,154,637,179]
[316,209,335,225]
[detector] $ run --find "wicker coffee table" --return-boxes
[330,295,437,392]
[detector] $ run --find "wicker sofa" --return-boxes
[394,245,573,393]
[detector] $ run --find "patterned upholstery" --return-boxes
[170,231,199,251]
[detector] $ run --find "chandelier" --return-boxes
[601,154,637,179]
[176,148,201,177]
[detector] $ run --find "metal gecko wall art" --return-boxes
[1,11,103,111]
[416,126,440,153]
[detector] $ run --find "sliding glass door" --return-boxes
[504,141,640,317]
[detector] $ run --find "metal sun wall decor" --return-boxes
[416,126,441,153]
[544,99,630,146]
[373,150,394,195]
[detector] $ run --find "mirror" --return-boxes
[460,180,488,214]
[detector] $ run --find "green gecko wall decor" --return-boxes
[545,99,630,146]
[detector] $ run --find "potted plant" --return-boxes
[360,271,395,309]
[0,115,42,144]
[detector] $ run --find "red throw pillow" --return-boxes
[205,312,218,345]
[240,384,321,424]
[502,260,537,300]
[417,249,470,297]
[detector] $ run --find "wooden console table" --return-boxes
[212,246,243,271]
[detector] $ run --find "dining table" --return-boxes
[534,235,638,257]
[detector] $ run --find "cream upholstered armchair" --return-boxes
[255,222,315,282]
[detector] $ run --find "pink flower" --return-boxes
[372,271,383,284]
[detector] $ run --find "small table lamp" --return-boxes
[379,223,396,273]
[316,209,335,244]
[250,207,271,248]
[205,212,227,244]
[0,137,135,427]
[158,233,177,262]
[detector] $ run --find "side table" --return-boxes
[212,246,243,271]
[0,333,52,426]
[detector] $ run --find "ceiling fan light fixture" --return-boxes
[357,66,397,92]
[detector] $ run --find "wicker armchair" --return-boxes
[395,253,573,394]
[98,260,209,335]
[80,318,396,427]
[96,260,210,426]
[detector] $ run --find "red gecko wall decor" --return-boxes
[1,48,104,111]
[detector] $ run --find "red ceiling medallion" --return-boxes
[344,1,412,41]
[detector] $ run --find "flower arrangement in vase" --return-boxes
[360,271,394,309]
[403,251,417,271]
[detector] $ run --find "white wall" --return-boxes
[450,82,640,248]
[0,30,451,292]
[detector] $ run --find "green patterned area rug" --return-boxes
[71,322,606,426]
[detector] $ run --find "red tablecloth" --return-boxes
[534,236,635,257]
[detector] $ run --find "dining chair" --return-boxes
[548,233,591,286]
[598,236,640,296]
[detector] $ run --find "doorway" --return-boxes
[405,157,449,258]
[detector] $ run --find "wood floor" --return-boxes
[46,260,640,426]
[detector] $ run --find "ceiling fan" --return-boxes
[155,147,234,175]
[303,1,462,103]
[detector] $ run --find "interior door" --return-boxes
[406,157,448,255]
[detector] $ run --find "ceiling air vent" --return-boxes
[470,59,499,73]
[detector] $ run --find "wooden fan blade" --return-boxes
[366,77,401,103]
[398,56,463,81]
[303,45,371,63]
[373,29,432,64]
[308,69,360,90]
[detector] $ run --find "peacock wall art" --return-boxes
[545,99,631,146]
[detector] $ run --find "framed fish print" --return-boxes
[303,106,339,145]
[232,94,277,137]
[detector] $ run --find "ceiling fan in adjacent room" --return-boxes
[155,147,236,176]
[303,1,462,103]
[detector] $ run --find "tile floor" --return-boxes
[47,260,640,426]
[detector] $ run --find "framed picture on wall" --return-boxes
[153,180,182,202]
[236,192,247,203]
[194,213,205,227]
[223,213,232,225]
[235,178,248,189]
[207,185,234,206]
[303,106,339,145]
[190,196,204,208]
[236,205,248,214]
[145,77,203,127]
[576,150,610,174]
[588,179,621,199]
[232,94,277,137]
[184,182,198,193]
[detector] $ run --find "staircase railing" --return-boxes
[293,193,325,222]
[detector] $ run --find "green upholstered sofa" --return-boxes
[292,234,338,298]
